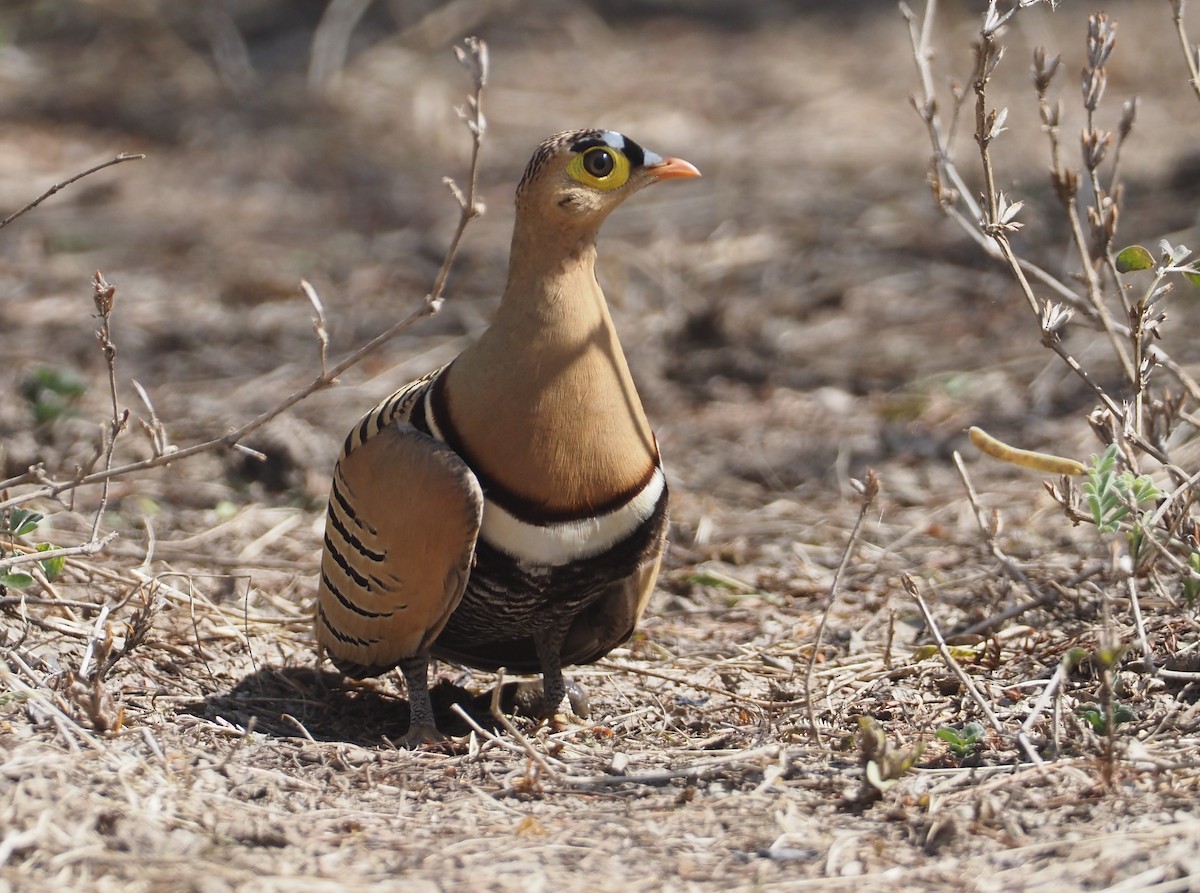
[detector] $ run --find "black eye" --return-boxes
[583,148,615,178]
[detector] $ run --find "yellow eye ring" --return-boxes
[567,146,631,191]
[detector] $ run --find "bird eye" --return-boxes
[566,142,632,191]
[583,148,616,178]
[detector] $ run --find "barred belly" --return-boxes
[432,491,668,668]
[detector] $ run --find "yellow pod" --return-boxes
[968,426,1086,476]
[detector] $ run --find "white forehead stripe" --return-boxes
[601,130,625,149]
[599,130,663,167]
[480,467,665,566]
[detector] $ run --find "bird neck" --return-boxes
[439,218,658,518]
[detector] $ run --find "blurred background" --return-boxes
[1,0,1198,557]
[7,7,1200,885]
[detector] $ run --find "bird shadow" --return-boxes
[181,666,518,747]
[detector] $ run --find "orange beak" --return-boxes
[646,156,702,181]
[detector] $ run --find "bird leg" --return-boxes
[398,654,446,746]
[533,621,574,722]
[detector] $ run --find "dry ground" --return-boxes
[4,2,1200,890]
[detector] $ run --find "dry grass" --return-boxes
[5,2,1200,890]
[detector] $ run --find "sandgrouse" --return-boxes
[315,129,700,742]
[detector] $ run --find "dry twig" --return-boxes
[0,38,491,516]
[1171,0,1200,102]
[0,154,145,231]
[903,574,1026,760]
[803,469,879,748]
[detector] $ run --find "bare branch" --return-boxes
[902,573,1011,746]
[0,154,146,231]
[0,38,492,515]
[89,271,126,545]
[1172,0,1200,102]
[0,533,119,573]
[300,279,330,378]
[803,469,879,749]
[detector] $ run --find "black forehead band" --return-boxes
[569,133,647,169]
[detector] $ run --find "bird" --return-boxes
[315,129,701,743]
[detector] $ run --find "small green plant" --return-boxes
[1184,552,1200,606]
[34,543,66,582]
[1079,702,1136,733]
[857,717,924,796]
[0,569,36,590]
[1082,444,1162,535]
[1115,239,1200,289]
[19,366,86,424]
[936,721,986,763]
[0,508,64,590]
[1,508,44,538]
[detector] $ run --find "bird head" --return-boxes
[515,130,700,230]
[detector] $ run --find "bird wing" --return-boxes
[316,423,483,677]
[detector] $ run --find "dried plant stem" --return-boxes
[917,1,1200,487]
[0,293,443,515]
[952,451,1054,616]
[803,470,879,748]
[1,654,103,753]
[77,604,112,680]
[0,39,491,517]
[0,534,119,573]
[1172,0,1200,103]
[1038,335,1174,473]
[904,1,1135,337]
[906,2,1185,408]
[485,668,563,782]
[0,468,39,493]
[450,702,529,758]
[1055,198,1134,385]
[1156,352,1200,404]
[601,659,805,710]
[976,23,1135,385]
[1017,660,1071,767]
[903,574,1011,746]
[562,744,783,789]
[903,0,984,228]
[459,726,789,790]
[89,272,126,546]
[0,153,145,231]
[300,279,330,377]
[1125,574,1156,675]
[971,31,1010,284]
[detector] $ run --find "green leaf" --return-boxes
[1184,271,1200,289]
[36,543,65,582]
[4,508,43,538]
[1065,648,1089,670]
[1078,702,1136,733]
[0,572,36,589]
[1115,245,1154,272]
[936,727,965,746]
[1079,706,1104,732]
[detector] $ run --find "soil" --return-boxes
[3,2,1200,891]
